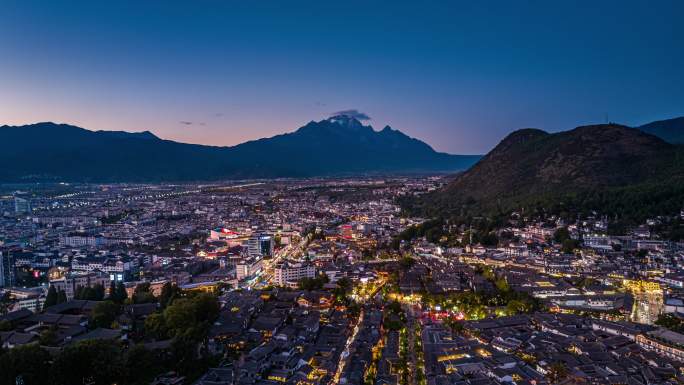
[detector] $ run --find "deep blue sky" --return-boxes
[1,1,682,154]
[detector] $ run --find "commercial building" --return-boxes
[248,233,273,257]
[0,252,14,288]
[60,234,105,247]
[273,260,316,287]
[71,257,135,282]
[637,329,684,362]
[14,197,31,214]
[236,257,263,281]
[49,272,110,301]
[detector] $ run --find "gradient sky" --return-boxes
[1,1,683,154]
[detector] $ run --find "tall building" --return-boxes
[236,257,263,281]
[14,196,31,214]
[0,251,15,287]
[248,233,274,257]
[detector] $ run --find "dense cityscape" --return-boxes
[2,177,684,385]
[2,1,683,385]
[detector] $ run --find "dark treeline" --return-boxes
[0,284,220,385]
[399,178,684,241]
[391,217,503,249]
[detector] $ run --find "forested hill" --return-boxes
[408,123,684,224]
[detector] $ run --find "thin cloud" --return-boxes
[179,121,193,125]
[330,109,371,121]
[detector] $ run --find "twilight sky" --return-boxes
[1,1,682,154]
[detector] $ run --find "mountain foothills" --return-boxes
[408,116,684,226]
[0,116,479,182]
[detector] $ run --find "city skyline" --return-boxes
[1,0,683,153]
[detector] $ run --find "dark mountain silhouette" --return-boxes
[638,116,684,144]
[95,130,160,140]
[0,117,480,182]
[411,123,684,222]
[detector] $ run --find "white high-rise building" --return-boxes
[236,257,263,281]
[14,197,31,214]
[273,261,316,287]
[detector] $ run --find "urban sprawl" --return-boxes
[2,178,684,385]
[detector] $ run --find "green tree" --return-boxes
[0,292,11,315]
[444,318,465,335]
[337,277,352,292]
[506,300,529,315]
[0,320,11,331]
[655,313,684,332]
[39,327,58,346]
[562,238,579,253]
[546,361,569,383]
[91,300,120,329]
[92,283,105,301]
[191,292,220,323]
[553,227,571,243]
[347,303,361,317]
[50,340,124,385]
[297,276,327,291]
[133,282,156,304]
[80,286,94,300]
[494,277,510,293]
[333,277,352,301]
[480,232,499,247]
[159,282,182,308]
[57,289,67,304]
[75,285,106,301]
[479,266,496,281]
[113,282,128,304]
[74,285,85,300]
[164,298,198,335]
[170,329,202,376]
[0,344,51,385]
[123,345,163,385]
[387,301,402,314]
[44,286,58,308]
[162,293,219,339]
[399,256,415,270]
[144,312,168,340]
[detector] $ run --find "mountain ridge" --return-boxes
[0,117,480,182]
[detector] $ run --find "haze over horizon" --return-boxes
[1,0,683,154]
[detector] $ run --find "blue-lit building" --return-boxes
[247,233,273,257]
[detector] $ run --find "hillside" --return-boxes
[638,116,684,144]
[0,117,480,182]
[411,123,684,222]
